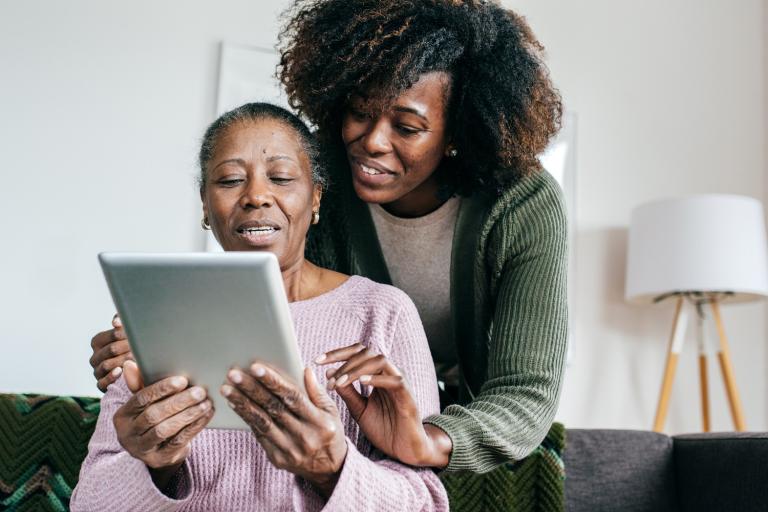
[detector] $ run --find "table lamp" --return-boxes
[625,195,768,432]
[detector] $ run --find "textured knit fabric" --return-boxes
[70,276,448,512]
[306,155,569,474]
[441,423,565,512]
[368,197,461,381]
[0,394,100,512]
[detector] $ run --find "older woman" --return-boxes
[91,0,568,475]
[72,103,447,511]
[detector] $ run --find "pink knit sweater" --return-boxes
[71,276,448,511]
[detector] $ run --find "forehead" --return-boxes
[213,118,307,160]
[356,71,451,116]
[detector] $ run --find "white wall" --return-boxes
[504,0,768,432]
[2,1,766,435]
[0,0,290,396]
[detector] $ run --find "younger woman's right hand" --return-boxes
[113,362,214,490]
[90,314,134,392]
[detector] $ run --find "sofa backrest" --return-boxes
[564,429,679,512]
[674,432,768,512]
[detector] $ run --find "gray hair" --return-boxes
[198,102,328,191]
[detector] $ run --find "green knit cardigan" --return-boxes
[306,162,569,474]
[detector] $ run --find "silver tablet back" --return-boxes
[99,252,303,429]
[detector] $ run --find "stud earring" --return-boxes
[448,148,458,158]
[201,216,211,231]
[312,211,320,225]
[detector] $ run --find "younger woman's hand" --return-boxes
[317,343,452,468]
[114,366,214,490]
[90,314,134,392]
[221,363,347,498]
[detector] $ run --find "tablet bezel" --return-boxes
[99,251,304,429]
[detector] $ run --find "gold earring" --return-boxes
[312,211,320,225]
[201,216,211,231]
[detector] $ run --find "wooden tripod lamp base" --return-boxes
[652,294,746,433]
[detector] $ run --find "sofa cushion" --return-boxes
[0,394,100,512]
[564,429,678,512]
[674,432,768,512]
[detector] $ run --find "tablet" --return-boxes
[98,252,304,429]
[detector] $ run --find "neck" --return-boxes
[281,258,323,302]
[381,170,449,218]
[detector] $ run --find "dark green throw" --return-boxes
[0,394,99,512]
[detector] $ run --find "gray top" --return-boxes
[369,197,461,386]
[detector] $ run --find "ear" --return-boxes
[312,184,322,214]
[200,187,209,218]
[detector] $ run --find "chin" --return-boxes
[351,180,397,205]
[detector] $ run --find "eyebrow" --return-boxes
[211,158,246,172]
[393,105,428,122]
[266,154,294,163]
[211,154,295,172]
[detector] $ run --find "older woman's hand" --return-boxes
[114,363,214,491]
[317,343,452,469]
[221,364,347,498]
[90,314,134,392]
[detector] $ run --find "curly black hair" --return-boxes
[278,0,562,194]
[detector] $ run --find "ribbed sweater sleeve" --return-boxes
[69,379,193,511]
[425,173,569,472]
[294,288,447,511]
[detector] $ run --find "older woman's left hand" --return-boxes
[221,363,347,498]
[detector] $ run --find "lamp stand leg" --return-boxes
[710,300,746,431]
[653,297,688,433]
[697,312,710,432]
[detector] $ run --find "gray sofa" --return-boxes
[564,429,768,512]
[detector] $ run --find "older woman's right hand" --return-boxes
[90,314,134,392]
[113,363,214,490]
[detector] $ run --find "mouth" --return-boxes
[234,221,281,246]
[351,158,397,185]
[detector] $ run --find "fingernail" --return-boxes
[227,401,235,409]
[336,374,348,386]
[111,367,122,377]
[228,370,242,384]
[221,384,233,397]
[171,376,187,388]
[200,400,211,411]
[190,386,205,400]
[251,364,265,377]
[314,354,327,364]
[326,378,336,390]
[359,375,371,383]
[113,316,122,327]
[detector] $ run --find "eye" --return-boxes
[396,124,421,136]
[348,108,370,121]
[217,178,244,187]
[270,176,294,185]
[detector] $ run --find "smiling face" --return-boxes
[201,119,321,270]
[341,71,453,217]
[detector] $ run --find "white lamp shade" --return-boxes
[625,195,768,304]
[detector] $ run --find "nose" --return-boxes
[360,118,393,156]
[239,175,273,209]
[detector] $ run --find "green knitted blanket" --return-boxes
[440,423,565,511]
[0,394,565,511]
[0,394,100,512]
